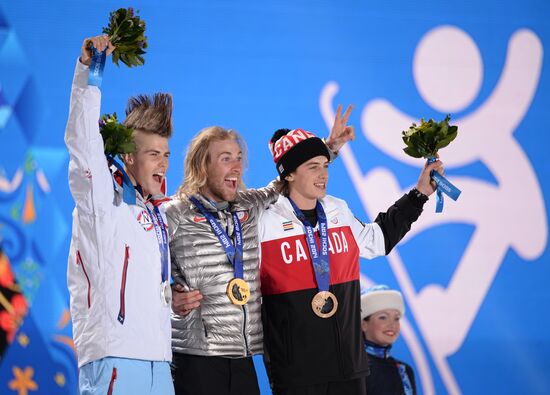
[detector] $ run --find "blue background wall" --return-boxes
[0,1,548,394]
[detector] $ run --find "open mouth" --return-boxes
[224,177,238,189]
[314,182,326,189]
[153,172,164,184]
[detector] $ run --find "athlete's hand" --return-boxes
[171,284,203,316]
[325,104,355,153]
[80,35,115,66]
[416,155,445,196]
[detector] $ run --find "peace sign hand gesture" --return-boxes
[325,104,355,153]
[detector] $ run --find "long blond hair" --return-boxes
[175,126,247,199]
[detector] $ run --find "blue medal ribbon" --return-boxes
[88,46,106,87]
[190,196,244,279]
[288,198,330,292]
[106,154,136,206]
[428,156,461,213]
[146,205,169,283]
[397,363,414,395]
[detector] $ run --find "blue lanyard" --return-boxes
[146,205,169,283]
[288,198,330,292]
[427,156,461,213]
[190,196,244,279]
[88,46,106,87]
[364,341,413,395]
[397,363,414,395]
[107,154,136,206]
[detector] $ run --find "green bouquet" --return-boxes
[402,115,458,159]
[99,113,136,158]
[102,7,147,67]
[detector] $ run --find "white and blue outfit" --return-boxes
[65,59,173,395]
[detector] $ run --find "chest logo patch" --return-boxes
[282,220,294,231]
[137,210,154,231]
[193,215,206,223]
[236,211,250,223]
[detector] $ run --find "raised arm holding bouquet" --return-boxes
[86,7,148,86]
[402,115,462,212]
[65,9,176,394]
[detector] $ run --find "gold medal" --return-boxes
[160,281,172,306]
[311,291,338,318]
[227,278,250,305]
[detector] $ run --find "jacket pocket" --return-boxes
[107,367,117,395]
[334,319,345,374]
[117,245,130,325]
[284,318,293,364]
[202,318,209,338]
[76,250,91,308]
[270,317,292,364]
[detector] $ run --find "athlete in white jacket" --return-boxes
[65,35,174,395]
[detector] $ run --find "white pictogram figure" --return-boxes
[321,26,546,395]
[0,168,23,193]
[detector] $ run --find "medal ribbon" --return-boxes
[145,205,169,283]
[288,198,330,292]
[428,156,461,213]
[190,196,244,279]
[107,154,136,206]
[88,46,106,87]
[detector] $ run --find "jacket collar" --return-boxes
[364,340,392,359]
[192,194,230,212]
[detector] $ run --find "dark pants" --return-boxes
[274,378,366,395]
[171,352,260,395]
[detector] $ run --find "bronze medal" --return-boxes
[311,291,338,318]
[227,278,250,305]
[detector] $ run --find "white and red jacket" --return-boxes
[65,60,172,368]
[259,193,425,388]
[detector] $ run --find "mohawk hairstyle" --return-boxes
[123,93,173,137]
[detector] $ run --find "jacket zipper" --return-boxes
[202,319,208,338]
[242,305,250,356]
[334,317,345,375]
[117,245,130,324]
[76,250,91,308]
[107,367,117,395]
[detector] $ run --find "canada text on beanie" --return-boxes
[268,128,330,178]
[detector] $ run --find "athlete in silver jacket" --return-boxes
[166,188,277,357]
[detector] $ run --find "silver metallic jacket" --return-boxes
[166,187,278,357]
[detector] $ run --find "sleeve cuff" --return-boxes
[407,188,429,209]
[322,138,339,163]
[73,57,91,88]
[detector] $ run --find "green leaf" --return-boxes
[99,113,136,156]
[435,129,458,150]
[402,115,459,158]
[103,7,148,68]
[403,146,423,158]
